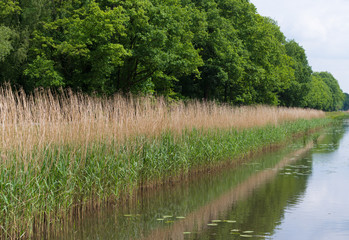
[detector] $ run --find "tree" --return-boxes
[27,1,129,92]
[178,0,295,105]
[177,0,245,101]
[303,75,332,111]
[114,0,203,95]
[0,0,21,84]
[27,0,203,94]
[0,0,344,110]
[342,93,349,111]
[312,72,344,111]
[0,0,21,24]
[0,0,54,87]
[279,40,312,107]
[0,26,14,62]
[233,13,294,105]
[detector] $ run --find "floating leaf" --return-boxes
[124,214,132,217]
[231,229,240,232]
[240,234,253,238]
[225,220,237,223]
[163,215,173,218]
[212,220,222,223]
[176,216,186,219]
[207,223,218,226]
[157,218,164,221]
[183,232,191,235]
[243,231,254,233]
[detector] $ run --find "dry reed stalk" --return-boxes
[0,85,325,159]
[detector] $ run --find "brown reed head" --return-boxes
[0,85,325,154]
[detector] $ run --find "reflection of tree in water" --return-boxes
[145,144,315,240]
[190,155,313,240]
[313,122,346,153]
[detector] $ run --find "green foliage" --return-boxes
[304,72,344,111]
[313,72,344,111]
[24,55,64,87]
[237,15,294,105]
[0,0,345,108]
[0,26,14,61]
[279,40,312,107]
[30,1,129,92]
[342,93,349,111]
[303,74,332,110]
[25,0,203,94]
[326,111,349,120]
[177,0,245,101]
[0,0,21,22]
[177,1,295,105]
[114,0,203,94]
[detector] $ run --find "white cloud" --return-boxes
[251,0,349,93]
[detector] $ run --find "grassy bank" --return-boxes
[0,86,330,238]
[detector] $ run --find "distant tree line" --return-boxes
[342,93,349,111]
[0,0,346,110]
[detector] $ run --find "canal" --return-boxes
[57,120,349,239]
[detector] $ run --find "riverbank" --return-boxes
[0,87,333,239]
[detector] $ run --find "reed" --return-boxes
[0,86,328,239]
[0,85,324,154]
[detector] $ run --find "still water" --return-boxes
[59,121,349,240]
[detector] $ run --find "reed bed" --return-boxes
[0,86,328,239]
[0,86,324,154]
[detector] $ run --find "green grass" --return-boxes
[0,117,332,238]
[325,111,349,120]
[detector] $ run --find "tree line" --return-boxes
[0,0,346,110]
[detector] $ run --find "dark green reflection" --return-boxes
[187,156,312,240]
[312,120,346,153]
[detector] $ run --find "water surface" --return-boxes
[57,121,349,239]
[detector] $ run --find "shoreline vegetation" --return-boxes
[0,86,336,239]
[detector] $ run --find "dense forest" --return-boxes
[0,0,347,110]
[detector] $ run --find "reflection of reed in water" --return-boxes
[143,142,314,240]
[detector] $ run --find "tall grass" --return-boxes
[0,86,328,239]
[0,85,324,153]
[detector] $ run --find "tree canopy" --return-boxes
[0,0,345,110]
[303,72,344,111]
[342,93,349,111]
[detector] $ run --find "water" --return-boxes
[272,124,349,240]
[57,121,349,240]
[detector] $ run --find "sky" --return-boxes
[250,0,349,93]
